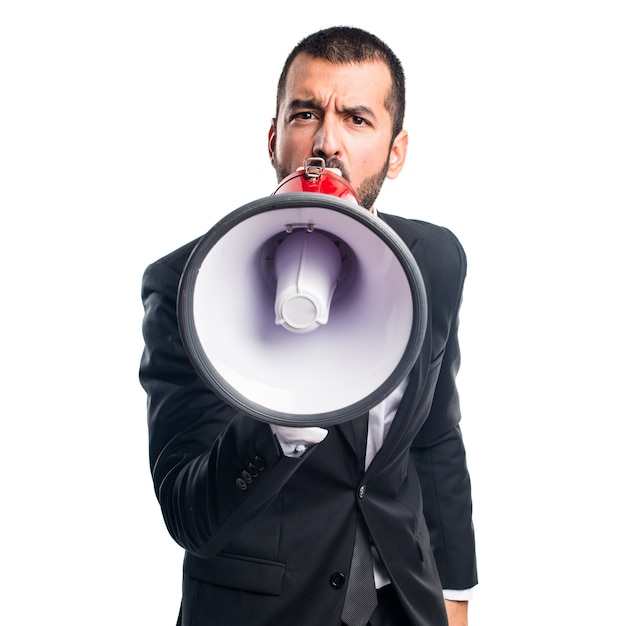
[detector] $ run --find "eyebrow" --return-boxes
[286,98,378,122]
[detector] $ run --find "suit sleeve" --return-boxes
[411,229,478,591]
[139,255,310,558]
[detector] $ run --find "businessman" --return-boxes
[140,26,478,626]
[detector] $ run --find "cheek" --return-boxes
[355,136,390,165]
[276,132,310,165]
[353,154,388,183]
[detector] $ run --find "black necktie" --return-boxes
[341,414,378,626]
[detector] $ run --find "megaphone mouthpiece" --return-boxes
[273,157,360,206]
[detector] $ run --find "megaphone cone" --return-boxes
[177,160,427,427]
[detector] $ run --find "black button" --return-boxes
[235,478,248,490]
[241,470,253,483]
[247,463,259,477]
[329,572,346,588]
[254,456,265,471]
[358,484,366,499]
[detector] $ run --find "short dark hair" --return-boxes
[276,26,406,140]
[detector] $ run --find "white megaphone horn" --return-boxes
[177,158,427,427]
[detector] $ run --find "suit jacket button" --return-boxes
[329,572,346,588]
[253,456,265,471]
[235,478,248,490]
[241,470,253,483]
[247,463,259,477]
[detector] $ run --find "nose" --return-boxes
[312,118,340,160]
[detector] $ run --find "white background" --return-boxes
[1,1,624,624]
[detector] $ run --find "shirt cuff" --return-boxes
[442,586,475,601]
[281,443,308,458]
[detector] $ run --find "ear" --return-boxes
[268,119,277,167]
[386,129,408,180]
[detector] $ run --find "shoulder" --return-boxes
[141,238,201,299]
[378,212,467,281]
[379,212,464,252]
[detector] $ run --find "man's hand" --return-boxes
[270,424,328,457]
[445,600,468,626]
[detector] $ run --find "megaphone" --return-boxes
[177,158,427,427]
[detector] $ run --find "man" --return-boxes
[140,26,477,626]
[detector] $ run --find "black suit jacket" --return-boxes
[140,213,478,626]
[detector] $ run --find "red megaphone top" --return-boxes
[272,157,360,206]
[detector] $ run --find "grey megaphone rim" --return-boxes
[177,192,428,427]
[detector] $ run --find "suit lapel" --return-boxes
[337,213,433,472]
[364,366,425,475]
[338,417,361,460]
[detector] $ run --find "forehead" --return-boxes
[280,54,393,113]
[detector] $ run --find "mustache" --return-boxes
[323,157,350,182]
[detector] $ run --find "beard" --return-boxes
[274,154,390,210]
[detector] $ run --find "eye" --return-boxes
[350,115,373,128]
[293,111,315,121]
